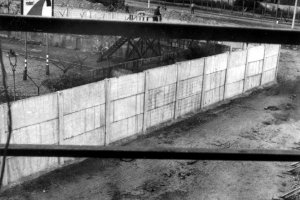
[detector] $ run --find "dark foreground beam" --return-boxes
[0,144,300,161]
[0,15,300,44]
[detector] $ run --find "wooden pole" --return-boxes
[23,32,27,80]
[46,33,50,75]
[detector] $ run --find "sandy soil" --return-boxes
[0,46,300,200]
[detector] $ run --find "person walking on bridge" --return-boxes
[125,4,129,13]
[154,6,161,22]
[190,2,195,14]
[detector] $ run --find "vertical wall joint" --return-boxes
[105,78,111,145]
[174,63,180,119]
[57,91,64,165]
[201,58,207,109]
[143,71,149,134]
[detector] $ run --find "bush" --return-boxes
[42,74,89,91]
[183,42,229,60]
[0,89,19,103]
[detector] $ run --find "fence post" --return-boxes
[243,46,249,92]
[201,58,207,108]
[57,91,64,165]
[143,71,149,134]
[174,63,180,119]
[105,78,111,145]
[223,52,230,101]
[260,44,267,86]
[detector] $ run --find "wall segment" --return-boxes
[0,44,281,187]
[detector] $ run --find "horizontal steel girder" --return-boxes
[0,144,299,161]
[0,15,300,44]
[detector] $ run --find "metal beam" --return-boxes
[1,144,300,161]
[0,15,300,44]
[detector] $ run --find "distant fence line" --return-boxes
[0,44,280,187]
[0,31,189,56]
[73,50,184,81]
[70,41,231,81]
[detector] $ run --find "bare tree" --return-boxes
[51,53,88,74]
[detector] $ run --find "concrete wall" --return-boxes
[225,50,247,98]
[0,44,280,187]
[107,73,145,143]
[0,93,59,185]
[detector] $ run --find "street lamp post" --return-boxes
[8,49,17,101]
[292,0,298,29]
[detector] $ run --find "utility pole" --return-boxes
[292,0,298,29]
[148,0,150,8]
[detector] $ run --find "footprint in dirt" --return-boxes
[264,103,296,124]
[264,106,280,111]
[262,117,276,126]
[272,112,291,124]
[158,190,188,200]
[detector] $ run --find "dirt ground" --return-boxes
[0,46,300,200]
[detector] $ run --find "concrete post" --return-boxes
[223,52,230,101]
[57,91,64,165]
[243,47,249,92]
[174,63,180,119]
[142,71,149,134]
[105,79,111,145]
[201,58,207,108]
[260,45,266,86]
